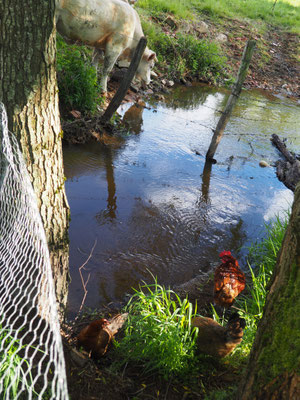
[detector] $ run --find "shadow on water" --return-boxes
[63,83,298,318]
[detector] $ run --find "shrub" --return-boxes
[56,36,103,115]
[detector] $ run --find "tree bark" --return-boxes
[239,183,300,399]
[0,0,70,315]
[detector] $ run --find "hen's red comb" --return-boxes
[219,250,231,258]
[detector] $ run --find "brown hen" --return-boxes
[213,251,246,307]
[192,312,246,358]
[77,314,127,359]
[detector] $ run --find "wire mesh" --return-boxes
[0,103,69,399]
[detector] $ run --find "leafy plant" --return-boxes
[114,278,199,379]
[56,35,103,115]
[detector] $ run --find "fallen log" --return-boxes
[271,134,300,192]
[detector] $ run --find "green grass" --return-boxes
[114,278,199,379]
[141,20,227,82]
[56,35,104,115]
[137,0,194,19]
[138,0,300,33]
[0,326,35,399]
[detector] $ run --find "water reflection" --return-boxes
[160,83,228,111]
[64,84,299,317]
[99,147,117,220]
[263,188,293,221]
[201,160,213,204]
[122,100,145,134]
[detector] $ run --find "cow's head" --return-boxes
[135,48,157,85]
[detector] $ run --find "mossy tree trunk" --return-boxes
[239,183,300,399]
[0,0,70,316]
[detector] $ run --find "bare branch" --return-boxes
[75,240,97,320]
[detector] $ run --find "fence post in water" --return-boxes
[101,37,147,124]
[206,40,256,162]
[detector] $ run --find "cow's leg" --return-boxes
[91,49,104,72]
[100,47,122,93]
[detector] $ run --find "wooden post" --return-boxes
[206,40,256,161]
[101,37,147,124]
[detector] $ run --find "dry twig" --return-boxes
[75,240,97,321]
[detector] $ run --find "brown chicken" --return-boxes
[213,251,246,307]
[77,314,127,358]
[192,312,246,358]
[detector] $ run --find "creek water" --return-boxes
[63,84,299,318]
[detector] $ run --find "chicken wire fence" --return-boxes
[0,103,69,399]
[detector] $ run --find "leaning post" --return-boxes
[101,37,147,124]
[206,40,256,161]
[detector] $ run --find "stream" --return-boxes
[63,84,299,318]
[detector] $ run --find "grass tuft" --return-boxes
[114,278,199,379]
[0,327,36,399]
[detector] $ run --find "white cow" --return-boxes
[55,0,156,92]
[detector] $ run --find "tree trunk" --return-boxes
[239,183,300,399]
[0,0,70,315]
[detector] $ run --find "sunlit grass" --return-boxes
[0,327,35,399]
[137,0,194,19]
[114,278,199,379]
[138,0,300,33]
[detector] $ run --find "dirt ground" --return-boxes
[61,16,299,400]
[219,21,300,98]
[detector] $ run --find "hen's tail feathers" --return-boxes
[107,313,128,335]
[226,312,246,343]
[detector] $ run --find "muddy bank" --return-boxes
[149,14,300,99]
